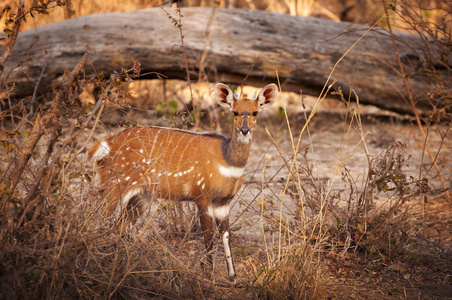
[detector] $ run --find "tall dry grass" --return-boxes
[1,72,447,298]
[1,0,451,299]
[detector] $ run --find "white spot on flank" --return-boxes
[131,181,137,185]
[201,183,205,190]
[126,147,130,150]
[142,159,146,163]
[178,172,183,176]
[197,177,204,186]
[209,173,213,178]
[139,149,144,153]
[125,176,131,181]
[91,141,110,161]
[219,165,243,178]
[167,172,172,176]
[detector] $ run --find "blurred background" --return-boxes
[1,0,451,34]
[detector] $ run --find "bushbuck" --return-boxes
[87,83,278,277]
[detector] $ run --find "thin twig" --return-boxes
[161,6,198,129]
[27,58,50,118]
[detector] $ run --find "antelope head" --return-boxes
[214,83,278,143]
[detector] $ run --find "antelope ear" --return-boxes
[257,83,278,110]
[214,83,235,110]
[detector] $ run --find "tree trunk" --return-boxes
[1,7,437,114]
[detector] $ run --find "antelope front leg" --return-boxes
[198,210,214,273]
[216,217,236,277]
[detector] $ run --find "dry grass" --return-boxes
[1,69,451,300]
[1,0,451,299]
[1,73,450,298]
[0,64,330,299]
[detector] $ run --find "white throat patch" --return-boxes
[219,165,244,178]
[237,132,252,144]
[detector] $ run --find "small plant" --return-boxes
[336,143,430,259]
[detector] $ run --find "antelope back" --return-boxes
[88,128,238,212]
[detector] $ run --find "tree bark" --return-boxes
[1,7,437,114]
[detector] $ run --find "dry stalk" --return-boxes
[161,7,198,129]
[0,0,24,82]
[382,0,449,199]
[1,54,89,205]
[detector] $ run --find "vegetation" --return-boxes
[1,0,451,299]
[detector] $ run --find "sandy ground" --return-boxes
[229,108,451,238]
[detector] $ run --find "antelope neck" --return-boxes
[221,129,252,167]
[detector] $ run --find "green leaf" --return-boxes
[156,103,165,111]
[169,101,178,111]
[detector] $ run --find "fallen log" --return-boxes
[1,7,437,113]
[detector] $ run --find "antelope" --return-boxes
[87,83,278,277]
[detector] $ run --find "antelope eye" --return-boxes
[233,111,239,117]
[252,111,258,117]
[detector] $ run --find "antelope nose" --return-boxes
[240,127,250,136]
